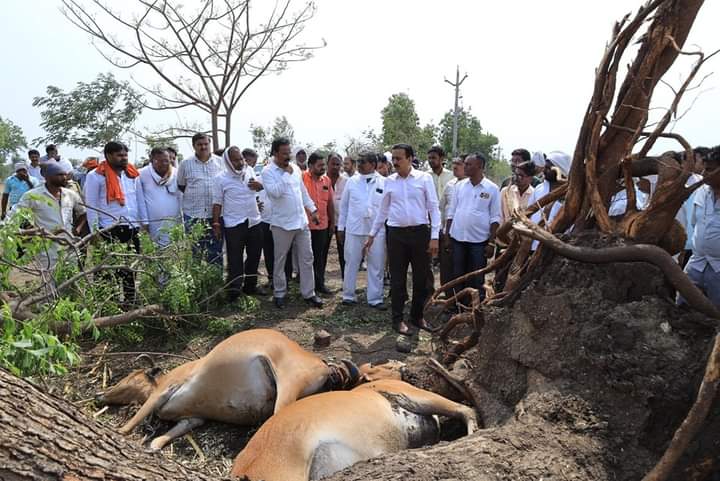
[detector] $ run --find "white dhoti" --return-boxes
[342,230,386,305]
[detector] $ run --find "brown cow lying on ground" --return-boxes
[231,379,478,481]
[98,328,364,450]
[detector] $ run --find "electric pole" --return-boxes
[444,65,468,159]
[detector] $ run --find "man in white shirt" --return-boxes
[243,148,285,289]
[12,162,86,270]
[526,150,572,251]
[338,153,387,308]
[176,133,224,265]
[428,146,454,206]
[446,152,501,298]
[26,149,42,181]
[343,155,357,178]
[328,153,348,278]
[440,157,466,286]
[39,144,60,165]
[84,141,147,304]
[679,149,720,308]
[262,137,323,309]
[366,144,441,335]
[212,146,265,301]
[138,148,182,247]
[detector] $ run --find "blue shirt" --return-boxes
[687,184,720,273]
[4,175,40,206]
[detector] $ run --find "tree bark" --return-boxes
[0,369,214,481]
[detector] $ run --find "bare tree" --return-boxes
[62,0,325,148]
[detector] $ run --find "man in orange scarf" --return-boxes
[84,141,148,306]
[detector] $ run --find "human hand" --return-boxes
[485,242,496,259]
[248,179,263,191]
[427,239,439,257]
[337,230,345,243]
[212,223,222,240]
[363,236,374,256]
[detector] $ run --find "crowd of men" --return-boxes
[3,137,719,338]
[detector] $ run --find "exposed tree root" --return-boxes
[427,358,485,428]
[510,214,720,322]
[641,332,720,481]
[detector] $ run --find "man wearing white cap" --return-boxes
[527,151,571,248]
[11,161,86,269]
[2,163,40,220]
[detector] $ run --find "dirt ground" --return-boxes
[43,238,720,481]
[46,242,437,477]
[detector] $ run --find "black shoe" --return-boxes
[369,302,388,311]
[304,295,324,308]
[317,286,333,295]
[341,299,357,306]
[245,286,269,296]
[274,297,285,309]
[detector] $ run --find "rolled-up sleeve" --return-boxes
[212,176,224,207]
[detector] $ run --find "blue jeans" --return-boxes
[678,263,720,309]
[184,215,223,266]
[451,238,488,297]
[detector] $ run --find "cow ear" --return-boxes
[145,367,161,379]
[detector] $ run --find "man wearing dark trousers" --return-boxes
[365,144,440,336]
[303,152,335,294]
[212,146,265,301]
[446,152,501,298]
[84,141,148,305]
[328,153,348,278]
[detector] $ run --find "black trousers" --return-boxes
[330,227,345,279]
[101,225,140,304]
[224,220,263,299]
[261,221,292,286]
[311,228,330,290]
[387,225,433,323]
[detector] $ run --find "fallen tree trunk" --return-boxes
[0,369,214,481]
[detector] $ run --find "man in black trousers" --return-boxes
[365,144,440,335]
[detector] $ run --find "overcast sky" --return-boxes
[2,0,719,162]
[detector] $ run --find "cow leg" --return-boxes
[118,384,180,435]
[148,417,204,452]
[382,383,479,435]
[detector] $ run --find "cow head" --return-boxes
[96,355,162,406]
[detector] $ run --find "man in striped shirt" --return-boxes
[177,133,224,265]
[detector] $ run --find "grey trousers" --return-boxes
[270,225,316,299]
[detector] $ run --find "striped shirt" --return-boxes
[176,154,223,219]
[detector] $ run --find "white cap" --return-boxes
[546,151,572,176]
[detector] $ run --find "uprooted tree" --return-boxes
[62,0,324,147]
[417,1,720,481]
[1,1,719,480]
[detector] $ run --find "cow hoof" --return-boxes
[146,441,164,453]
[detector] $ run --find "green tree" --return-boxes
[32,73,144,150]
[0,117,27,162]
[417,123,438,159]
[381,93,422,148]
[438,107,498,160]
[250,116,297,158]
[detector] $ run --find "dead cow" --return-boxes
[97,328,363,450]
[231,379,478,481]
